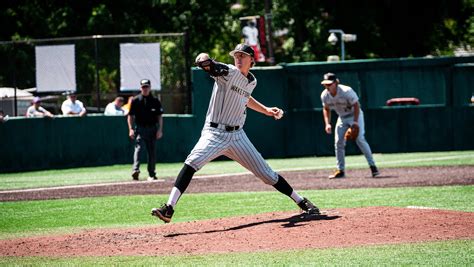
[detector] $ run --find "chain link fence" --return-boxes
[0,33,191,116]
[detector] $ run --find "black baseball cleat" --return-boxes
[329,170,345,179]
[151,204,174,223]
[297,197,321,215]
[132,170,140,181]
[370,165,380,177]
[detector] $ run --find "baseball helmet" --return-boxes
[229,44,255,59]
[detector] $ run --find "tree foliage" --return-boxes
[1,0,472,62]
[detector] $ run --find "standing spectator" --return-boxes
[104,97,125,116]
[61,91,87,116]
[242,18,265,62]
[26,97,54,118]
[320,72,379,178]
[127,79,164,181]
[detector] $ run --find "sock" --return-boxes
[166,164,196,208]
[273,174,303,204]
[290,191,304,204]
[174,164,196,193]
[167,187,181,207]
[273,175,304,204]
[272,175,293,196]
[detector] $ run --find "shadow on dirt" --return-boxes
[165,213,341,238]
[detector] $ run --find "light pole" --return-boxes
[328,29,357,61]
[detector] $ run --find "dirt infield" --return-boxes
[1,166,473,201]
[1,165,473,256]
[1,207,473,256]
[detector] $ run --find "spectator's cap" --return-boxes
[63,90,76,96]
[32,96,41,104]
[321,72,338,85]
[140,79,151,87]
[229,44,255,59]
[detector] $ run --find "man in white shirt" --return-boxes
[320,72,379,179]
[26,97,54,118]
[104,97,125,116]
[61,91,87,116]
[242,19,264,62]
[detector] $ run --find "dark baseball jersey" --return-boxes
[129,94,164,127]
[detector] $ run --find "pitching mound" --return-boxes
[1,206,473,256]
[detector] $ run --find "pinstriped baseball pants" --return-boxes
[185,126,279,185]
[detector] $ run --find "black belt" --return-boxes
[209,122,240,132]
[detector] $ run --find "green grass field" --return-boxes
[0,150,473,190]
[0,240,472,266]
[0,150,473,266]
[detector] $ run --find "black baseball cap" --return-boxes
[229,44,255,59]
[321,73,338,85]
[140,79,151,87]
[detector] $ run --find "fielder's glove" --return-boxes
[344,124,359,141]
[195,58,229,77]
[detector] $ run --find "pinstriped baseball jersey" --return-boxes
[206,64,256,127]
[321,84,359,117]
[184,63,278,185]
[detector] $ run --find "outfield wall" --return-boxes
[0,56,473,172]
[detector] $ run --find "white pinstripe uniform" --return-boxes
[185,64,279,185]
[151,46,319,223]
[321,84,376,171]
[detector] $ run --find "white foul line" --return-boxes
[194,154,474,179]
[1,154,472,194]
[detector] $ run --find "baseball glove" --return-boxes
[344,124,359,141]
[195,58,229,77]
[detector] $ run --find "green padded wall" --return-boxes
[452,64,474,107]
[1,56,473,173]
[0,115,198,172]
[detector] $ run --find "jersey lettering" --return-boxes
[230,85,251,98]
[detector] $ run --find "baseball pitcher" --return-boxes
[151,44,320,223]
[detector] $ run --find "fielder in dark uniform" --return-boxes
[127,79,164,181]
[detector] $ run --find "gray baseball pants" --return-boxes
[335,111,376,170]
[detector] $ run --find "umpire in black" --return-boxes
[127,79,164,181]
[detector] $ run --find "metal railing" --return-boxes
[0,33,191,116]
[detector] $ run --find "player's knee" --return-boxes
[355,135,366,144]
[184,158,202,172]
[258,171,278,185]
[335,140,346,149]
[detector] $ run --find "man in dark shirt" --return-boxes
[127,79,164,181]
